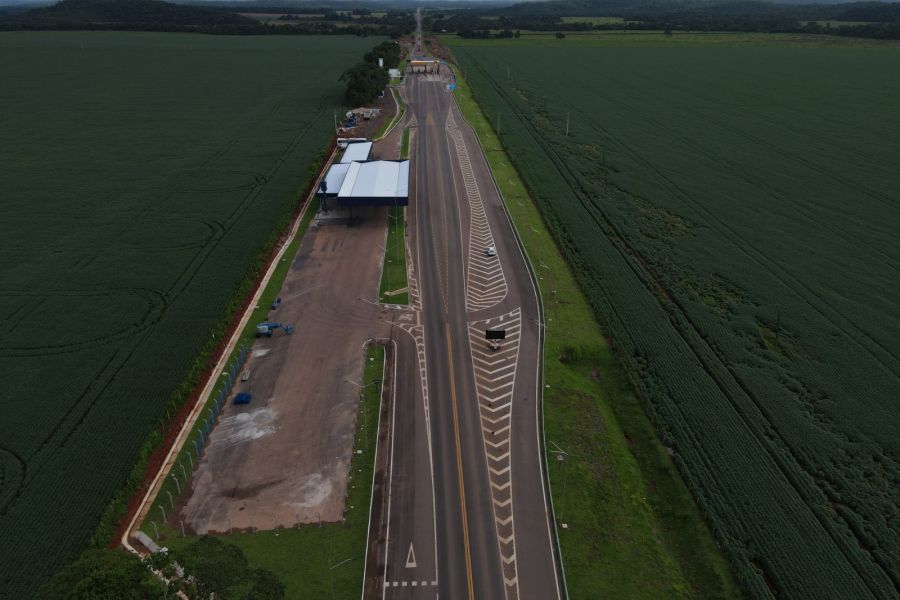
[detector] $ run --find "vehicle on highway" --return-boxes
[485,245,497,257]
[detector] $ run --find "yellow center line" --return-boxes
[446,322,475,599]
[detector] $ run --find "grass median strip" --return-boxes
[401,127,410,159]
[379,206,409,304]
[451,66,740,599]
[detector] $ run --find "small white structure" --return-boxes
[340,141,373,164]
[388,68,401,79]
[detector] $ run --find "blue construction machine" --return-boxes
[255,322,294,337]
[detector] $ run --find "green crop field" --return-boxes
[0,31,375,596]
[449,35,900,599]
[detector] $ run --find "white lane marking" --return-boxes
[482,401,512,414]
[481,413,511,426]
[485,437,509,449]
[486,424,512,437]
[489,464,511,477]
[491,480,511,492]
[497,515,514,527]
[385,581,438,588]
[444,109,509,312]
[478,382,516,394]
[467,308,522,600]
[406,543,417,568]
[475,365,516,377]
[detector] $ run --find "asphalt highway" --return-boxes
[373,20,562,599]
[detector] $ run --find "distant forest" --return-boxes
[426,0,900,40]
[0,0,415,36]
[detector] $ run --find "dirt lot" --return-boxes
[181,206,394,533]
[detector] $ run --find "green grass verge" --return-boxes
[401,127,410,159]
[451,66,742,599]
[148,344,384,598]
[140,192,323,542]
[374,87,406,141]
[379,206,409,304]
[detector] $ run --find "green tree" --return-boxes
[364,40,402,68]
[175,536,247,597]
[174,537,284,600]
[341,62,389,106]
[36,549,165,600]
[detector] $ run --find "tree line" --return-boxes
[36,537,284,599]
[427,0,900,41]
[0,0,414,37]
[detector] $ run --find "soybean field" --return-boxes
[450,36,900,599]
[0,31,373,596]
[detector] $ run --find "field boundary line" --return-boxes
[121,145,338,559]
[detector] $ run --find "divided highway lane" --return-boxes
[414,74,505,600]
[374,64,560,599]
[446,89,561,600]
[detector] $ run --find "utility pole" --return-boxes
[565,112,570,137]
